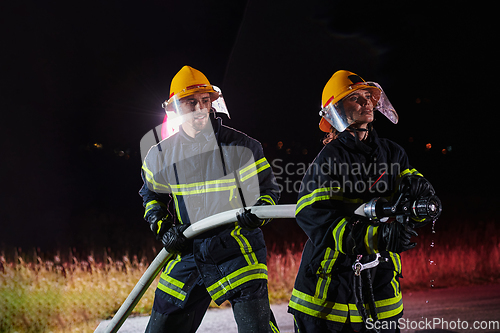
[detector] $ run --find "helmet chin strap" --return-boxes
[346,123,373,150]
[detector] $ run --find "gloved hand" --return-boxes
[399,175,435,200]
[379,221,418,253]
[161,224,189,254]
[149,215,173,240]
[236,200,270,230]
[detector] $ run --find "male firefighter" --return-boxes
[288,70,440,332]
[139,66,280,333]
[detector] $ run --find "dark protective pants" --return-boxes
[145,279,279,333]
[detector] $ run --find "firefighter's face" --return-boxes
[179,92,211,132]
[342,89,374,128]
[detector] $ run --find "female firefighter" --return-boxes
[288,70,440,332]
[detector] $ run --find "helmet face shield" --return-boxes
[369,82,398,125]
[161,85,230,134]
[319,102,352,133]
[319,81,398,132]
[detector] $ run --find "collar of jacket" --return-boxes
[338,127,380,156]
[178,115,222,143]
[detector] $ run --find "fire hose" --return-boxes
[95,204,296,333]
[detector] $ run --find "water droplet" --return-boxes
[425,300,429,304]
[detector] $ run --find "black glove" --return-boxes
[399,175,435,200]
[236,200,269,230]
[161,224,189,254]
[379,221,418,253]
[148,215,173,240]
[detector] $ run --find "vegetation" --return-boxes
[2,214,499,332]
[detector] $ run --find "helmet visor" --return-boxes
[319,81,398,132]
[162,85,230,118]
[160,85,230,135]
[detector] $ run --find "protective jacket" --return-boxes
[288,129,422,331]
[140,116,280,307]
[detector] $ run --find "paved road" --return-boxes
[96,284,500,333]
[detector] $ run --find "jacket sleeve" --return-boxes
[139,147,172,223]
[237,137,280,208]
[295,148,351,251]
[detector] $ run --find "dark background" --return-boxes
[1,0,496,256]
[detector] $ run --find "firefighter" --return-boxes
[288,70,439,332]
[140,66,280,333]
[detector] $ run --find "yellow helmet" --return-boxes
[163,66,220,112]
[319,70,397,132]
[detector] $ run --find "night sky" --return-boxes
[1,1,495,252]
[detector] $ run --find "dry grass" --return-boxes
[1,218,499,332]
[0,250,158,332]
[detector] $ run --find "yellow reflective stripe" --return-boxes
[289,288,348,322]
[398,168,423,180]
[364,225,379,254]
[314,247,338,300]
[170,178,237,195]
[239,157,270,182]
[295,187,340,215]
[270,324,279,332]
[171,194,183,224]
[332,218,348,253]
[374,292,403,319]
[270,321,280,333]
[158,255,187,301]
[389,252,401,274]
[164,254,181,274]
[157,275,187,301]
[144,200,167,217]
[230,226,258,266]
[390,271,399,299]
[348,303,364,323]
[207,263,268,301]
[258,195,276,205]
[142,162,170,191]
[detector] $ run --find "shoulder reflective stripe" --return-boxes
[239,157,270,182]
[295,187,340,215]
[332,218,348,253]
[314,247,339,300]
[206,263,268,301]
[374,293,403,319]
[230,226,258,266]
[364,225,379,254]
[142,163,170,191]
[258,195,276,206]
[289,288,348,322]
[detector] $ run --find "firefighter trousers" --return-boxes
[145,278,279,333]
